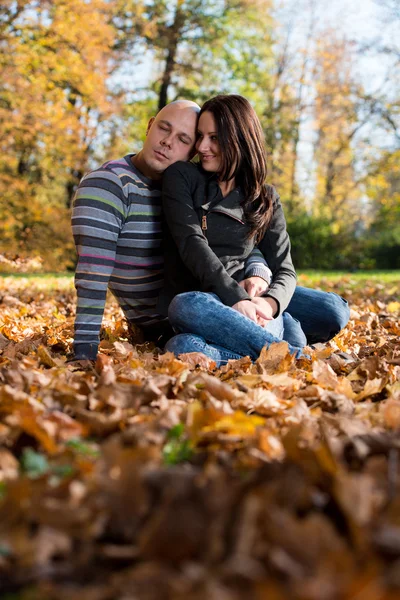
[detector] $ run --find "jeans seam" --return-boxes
[218,350,242,360]
[180,339,237,361]
[169,335,239,362]
[177,338,206,352]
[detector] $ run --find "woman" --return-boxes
[155,94,310,366]
[158,94,306,363]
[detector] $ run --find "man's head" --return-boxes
[134,100,200,180]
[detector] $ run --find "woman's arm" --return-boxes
[162,162,250,306]
[257,189,297,316]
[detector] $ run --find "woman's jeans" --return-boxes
[164,286,350,367]
[165,292,304,366]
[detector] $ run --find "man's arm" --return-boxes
[72,169,124,360]
[244,247,272,285]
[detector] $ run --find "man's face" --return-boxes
[141,103,198,178]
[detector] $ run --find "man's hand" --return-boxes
[239,276,270,298]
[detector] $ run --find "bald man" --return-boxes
[71,100,271,361]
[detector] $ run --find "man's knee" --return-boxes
[310,293,350,343]
[282,312,307,348]
[328,293,350,333]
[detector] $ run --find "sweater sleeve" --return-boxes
[257,189,297,316]
[71,169,125,359]
[244,248,272,284]
[162,163,250,306]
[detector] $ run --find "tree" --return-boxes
[311,33,365,231]
[364,149,400,268]
[103,0,277,175]
[126,0,275,109]
[0,0,119,268]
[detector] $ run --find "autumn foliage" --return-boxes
[0,274,399,598]
[0,1,399,270]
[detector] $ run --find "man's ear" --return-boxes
[146,117,156,135]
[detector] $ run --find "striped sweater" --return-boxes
[72,154,272,360]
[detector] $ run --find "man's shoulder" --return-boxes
[100,157,131,172]
[96,156,135,180]
[82,157,129,184]
[81,155,150,193]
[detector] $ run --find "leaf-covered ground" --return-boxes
[0,272,399,600]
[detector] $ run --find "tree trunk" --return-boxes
[157,1,185,110]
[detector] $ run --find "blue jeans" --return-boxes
[165,292,305,366]
[287,286,350,344]
[165,286,350,367]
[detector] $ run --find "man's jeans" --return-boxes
[164,287,350,367]
[286,285,350,345]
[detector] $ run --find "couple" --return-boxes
[71,95,349,366]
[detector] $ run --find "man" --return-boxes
[71,100,272,362]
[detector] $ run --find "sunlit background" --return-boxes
[0,0,399,271]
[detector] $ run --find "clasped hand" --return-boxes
[234,276,278,326]
[233,296,277,326]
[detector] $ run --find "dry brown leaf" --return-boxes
[37,344,63,367]
[355,378,385,402]
[256,341,295,374]
[0,448,19,480]
[1,274,400,598]
[233,387,292,417]
[177,351,216,370]
[383,398,400,429]
[312,360,339,389]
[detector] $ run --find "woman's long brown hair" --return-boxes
[200,94,274,241]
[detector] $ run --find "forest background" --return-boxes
[0,0,399,272]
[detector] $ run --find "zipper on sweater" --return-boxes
[202,208,245,231]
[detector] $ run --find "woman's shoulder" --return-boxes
[164,160,204,181]
[263,183,281,206]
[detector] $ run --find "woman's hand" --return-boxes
[239,276,269,297]
[232,298,275,326]
[251,296,278,320]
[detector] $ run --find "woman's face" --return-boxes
[196,111,221,173]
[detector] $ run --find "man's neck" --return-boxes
[131,152,161,181]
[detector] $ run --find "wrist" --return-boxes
[246,265,272,284]
[264,296,279,317]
